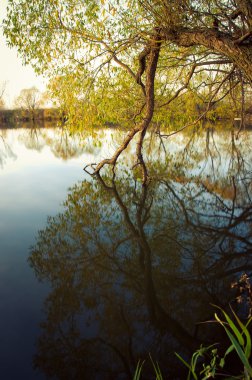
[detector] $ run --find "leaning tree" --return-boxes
[4,0,252,182]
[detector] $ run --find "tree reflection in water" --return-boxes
[0,129,17,167]
[29,130,252,379]
[18,126,91,160]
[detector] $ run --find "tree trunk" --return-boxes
[162,27,252,83]
[86,35,161,179]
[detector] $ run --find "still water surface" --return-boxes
[0,125,251,379]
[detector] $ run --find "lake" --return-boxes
[0,124,251,379]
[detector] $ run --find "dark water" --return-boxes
[0,125,251,379]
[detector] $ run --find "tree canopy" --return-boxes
[14,86,43,111]
[0,82,6,109]
[4,0,252,180]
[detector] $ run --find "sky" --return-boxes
[0,0,47,108]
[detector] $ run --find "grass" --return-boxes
[133,306,252,379]
[133,354,164,380]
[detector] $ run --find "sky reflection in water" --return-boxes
[0,125,251,379]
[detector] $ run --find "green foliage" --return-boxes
[149,355,164,380]
[176,345,223,380]
[215,308,252,378]
[176,307,252,380]
[14,86,43,111]
[133,307,252,379]
[47,65,237,132]
[133,361,145,380]
[133,355,164,380]
[3,0,243,133]
[48,69,144,131]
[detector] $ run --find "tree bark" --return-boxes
[85,34,161,179]
[136,35,161,184]
[162,27,252,84]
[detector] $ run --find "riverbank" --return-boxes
[0,108,62,126]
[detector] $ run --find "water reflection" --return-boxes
[0,125,102,168]
[0,129,17,167]
[1,124,251,378]
[29,132,252,379]
[18,127,88,160]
